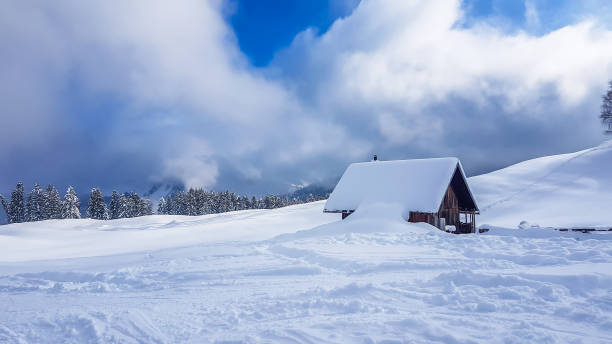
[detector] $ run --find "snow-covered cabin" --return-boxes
[324,157,479,233]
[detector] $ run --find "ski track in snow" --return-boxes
[1,208,612,343]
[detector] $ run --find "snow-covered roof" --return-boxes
[324,157,475,214]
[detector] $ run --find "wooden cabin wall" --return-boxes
[439,186,459,226]
[408,212,436,227]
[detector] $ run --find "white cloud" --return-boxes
[1,0,612,194]
[274,0,612,162]
[0,0,352,192]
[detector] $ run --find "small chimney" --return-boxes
[373,154,378,161]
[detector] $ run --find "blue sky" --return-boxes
[231,0,612,67]
[1,0,612,201]
[230,0,358,66]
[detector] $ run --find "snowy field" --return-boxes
[1,202,612,343]
[1,141,612,343]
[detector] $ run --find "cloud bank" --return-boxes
[1,0,612,195]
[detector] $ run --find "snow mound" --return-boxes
[274,202,437,241]
[470,140,612,228]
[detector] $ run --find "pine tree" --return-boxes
[238,196,248,210]
[602,80,612,133]
[0,194,7,220]
[186,188,198,216]
[163,196,173,215]
[140,198,153,216]
[109,191,121,219]
[118,194,129,218]
[86,188,109,220]
[43,185,62,220]
[230,192,237,211]
[157,197,167,214]
[1,183,26,223]
[127,193,141,217]
[26,184,45,222]
[62,186,81,219]
[172,191,188,215]
[204,191,215,214]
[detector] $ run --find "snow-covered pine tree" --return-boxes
[214,191,224,213]
[140,198,153,216]
[197,188,205,215]
[109,191,121,219]
[6,182,26,223]
[186,188,198,216]
[172,191,188,215]
[25,184,44,222]
[205,191,216,214]
[157,197,167,214]
[602,80,612,133]
[43,185,62,220]
[238,196,248,211]
[127,193,140,217]
[203,191,214,214]
[86,188,109,220]
[0,194,7,220]
[118,194,128,218]
[274,195,283,208]
[306,193,315,203]
[230,192,237,211]
[263,195,272,209]
[163,196,173,215]
[62,186,81,219]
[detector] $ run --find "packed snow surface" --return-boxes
[2,142,612,343]
[1,200,612,343]
[470,140,612,228]
[325,157,468,215]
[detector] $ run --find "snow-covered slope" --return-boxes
[0,202,338,262]
[470,140,612,228]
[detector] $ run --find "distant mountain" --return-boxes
[143,182,185,199]
[288,184,333,201]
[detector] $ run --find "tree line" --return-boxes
[158,188,327,216]
[0,183,328,224]
[0,183,153,224]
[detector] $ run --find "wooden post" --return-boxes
[472,212,475,233]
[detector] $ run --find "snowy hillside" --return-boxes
[470,140,612,228]
[0,202,338,262]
